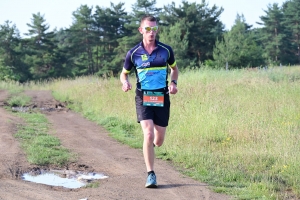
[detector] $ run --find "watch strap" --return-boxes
[171,80,177,85]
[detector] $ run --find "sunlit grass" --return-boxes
[8,66,300,199]
[0,80,23,90]
[47,77,143,148]
[165,68,300,199]
[14,112,73,166]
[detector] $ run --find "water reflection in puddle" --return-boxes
[12,107,58,112]
[22,171,108,189]
[12,107,30,112]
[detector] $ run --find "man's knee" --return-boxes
[154,142,163,147]
[154,137,164,147]
[144,131,154,141]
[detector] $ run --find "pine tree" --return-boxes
[23,12,59,79]
[68,5,96,75]
[258,3,285,65]
[160,0,224,64]
[159,19,190,68]
[93,3,128,76]
[282,0,300,64]
[0,21,24,80]
[213,15,263,69]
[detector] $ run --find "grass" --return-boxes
[2,88,73,166]
[7,94,31,107]
[2,66,300,199]
[0,81,30,106]
[14,112,72,166]
[84,182,100,188]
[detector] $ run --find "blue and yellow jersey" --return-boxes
[123,40,176,90]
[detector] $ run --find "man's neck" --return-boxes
[143,39,156,54]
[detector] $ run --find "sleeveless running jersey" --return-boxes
[123,40,176,90]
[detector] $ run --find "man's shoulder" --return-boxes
[127,42,142,54]
[157,41,173,51]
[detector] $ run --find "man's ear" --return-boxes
[138,27,143,34]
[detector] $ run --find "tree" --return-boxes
[93,3,129,76]
[23,12,59,79]
[213,31,237,69]
[282,0,300,64]
[0,21,29,81]
[68,5,96,75]
[258,3,285,65]
[213,15,263,69]
[159,20,190,68]
[160,0,224,63]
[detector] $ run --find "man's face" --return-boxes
[139,20,158,41]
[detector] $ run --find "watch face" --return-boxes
[172,80,177,85]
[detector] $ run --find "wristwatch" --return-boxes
[171,80,177,85]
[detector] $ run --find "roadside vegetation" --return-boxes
[2,88,73,166]
[41,66,300,199]
[1,0,300,82]
[1,66,300,199]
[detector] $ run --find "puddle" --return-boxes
[12,107,58,112]
[22,170,108,189]
[12,104,65,112]
[12,107,30,112]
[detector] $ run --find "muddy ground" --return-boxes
[0,89,231,200]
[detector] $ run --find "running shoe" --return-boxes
[145,173,157,188]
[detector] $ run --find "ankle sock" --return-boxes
[148,171,155,176]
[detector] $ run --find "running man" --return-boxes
[120,15,179,188]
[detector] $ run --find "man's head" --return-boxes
[139,15,158,42]
[140,15,158,27]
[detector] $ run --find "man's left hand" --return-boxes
[168,83,178,94]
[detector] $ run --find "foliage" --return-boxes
[2,0,300,81]
[159,20,190,68]
[23,12,66,79]
[213,15,264,69]
[160,0,224,62]
[0,21,28,81]
[258,3,286,64]
[282,0,300,65]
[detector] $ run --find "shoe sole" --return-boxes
[145,184,158,188]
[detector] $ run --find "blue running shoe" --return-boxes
[145,173,157,188]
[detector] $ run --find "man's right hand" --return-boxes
[122,81,132,92]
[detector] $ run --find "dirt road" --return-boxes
[0,90,231,200]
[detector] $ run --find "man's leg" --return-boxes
[140,119,159,188]
[141,120,167,188]
[153,124,166,147]
[140,119,155,172]
[140,120,167,171]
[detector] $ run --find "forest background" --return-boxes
[1,0,300,82]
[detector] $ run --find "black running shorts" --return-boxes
[135,88,170,127]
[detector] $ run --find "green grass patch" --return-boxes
[6,94,31,107]
[14,112,73,166]
[84,182,100,188]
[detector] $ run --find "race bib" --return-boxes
[143,91,164,107]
